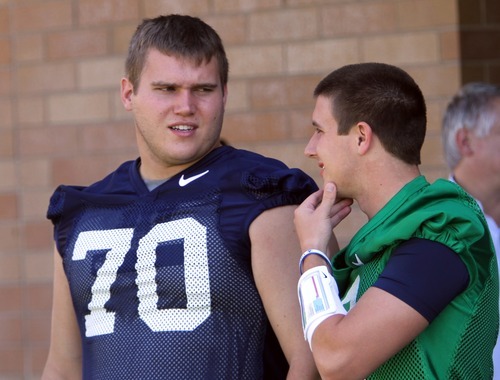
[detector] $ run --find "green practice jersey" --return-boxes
[332,176,499,379]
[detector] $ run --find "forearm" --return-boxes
[286,353,320,380]
[42,356,82,380]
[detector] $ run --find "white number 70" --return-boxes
[72,217,211,337]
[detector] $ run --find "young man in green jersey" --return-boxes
[294,62,499,379]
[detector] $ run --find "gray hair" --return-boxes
[442,82,500,170]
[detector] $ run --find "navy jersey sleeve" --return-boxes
[373,238,469,322]
[217,147,319,256]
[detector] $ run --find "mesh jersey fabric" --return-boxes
[450,175,500,380]
[332,176,499,380]
[46,146,318,380]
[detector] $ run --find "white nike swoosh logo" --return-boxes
[178,170,210,187]
[352,254,364,266]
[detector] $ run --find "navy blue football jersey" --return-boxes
[47,146,318,380]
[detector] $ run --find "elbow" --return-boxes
[312,341,368,380]
[315,353,357,380]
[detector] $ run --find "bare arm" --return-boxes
[250,205,320,380]
[42,248,82,380]
[310,287,428,379]
[295,183,428,379]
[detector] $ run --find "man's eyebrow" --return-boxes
[150,81,218,89]
[150,81,176,87]
[193,83,219,89]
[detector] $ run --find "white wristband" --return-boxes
[298,265,347,348]
[299,249,333,274]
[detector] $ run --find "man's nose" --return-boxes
[174,90,196,115]
[304,137,317,158]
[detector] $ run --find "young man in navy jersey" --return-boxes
[42,14,320,380]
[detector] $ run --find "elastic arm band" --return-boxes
[299,249,333,274]
[298,266,347,349]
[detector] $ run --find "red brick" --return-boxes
[0,38,10,65]
[24,251,54,281]
[397,0,457,29]
[0,225,20,254]
[0,68,11,96]
[78,0,139,26]
[0,130,13,157]
[47,29,109,60]
[0,317,22,343]
[48,92,110,124]
[27,315,51,342]
[0,255,21,282]
[20,159,51,188]
[11,1,72,32]
[214,0,280,12]
[16,63,76,95]
[289,109,314,140]
[0,348,23,373]
[14,34,44,63]
[249,8,317,41]
[223,111,288,142]
[0,98,12,129]
[143,0,209,17]
[321,3,398,36]
[30,345,50,378]
[81,122,136,153]
[112,23,137,54]
[23,221,53,251]
[51,152,134,186]
[440,31,460,61]
[249,76,322,110]
[0,193,17,219]
[0,286,21,312]
[25,283,53,313]
[0,8,8,35]
[18,126,79,157]
[204,15,247,45]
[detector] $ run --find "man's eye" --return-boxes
[155,86,175,92]
[197,87,214,93]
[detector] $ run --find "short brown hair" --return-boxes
[314,62,427,165]
[125,14,229,93]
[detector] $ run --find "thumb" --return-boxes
[322,182,337,206]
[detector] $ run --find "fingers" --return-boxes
[330,200,352,226]
[294,182,352,253]
[299,183,337,218]
[302,188,324,211]
[323,183,352,225]
[300,183,349,217]
[321,182,337,208]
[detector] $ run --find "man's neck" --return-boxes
[357,164,421,220]
[453,172,500,225]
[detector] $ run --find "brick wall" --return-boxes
[0,0,462,378]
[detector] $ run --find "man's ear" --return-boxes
[455,128,474,156]
[120,77,134,111]
[355,121,373,155]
